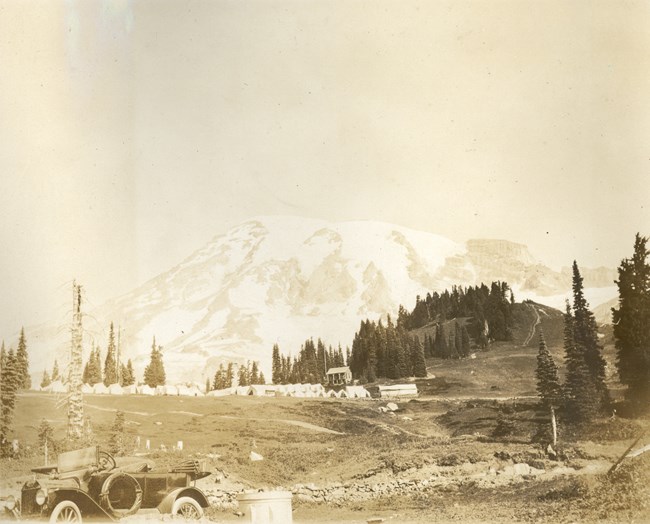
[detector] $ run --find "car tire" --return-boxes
[49,500,82,523]
[172,496,203,520]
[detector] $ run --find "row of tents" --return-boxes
[40,381,374,399]
[207,384,372,399]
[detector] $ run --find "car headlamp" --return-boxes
[5,495,15,511]
[35,489,46,506]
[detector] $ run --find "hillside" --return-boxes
[411,301,620,400]
[23,217,618,384]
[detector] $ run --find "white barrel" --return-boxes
[237,491,293,524]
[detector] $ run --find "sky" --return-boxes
[1,0,649,339]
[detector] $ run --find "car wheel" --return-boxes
[49,500,82,523]
[172,496,203,520]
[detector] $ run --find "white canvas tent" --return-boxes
[137,384,155,395]
[108,383,123,395]
[93,383,109,395]
[207,387,235,397]
[122,384,137,395]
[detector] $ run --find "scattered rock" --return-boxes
[249,451,264,461]
[386,402,399,412]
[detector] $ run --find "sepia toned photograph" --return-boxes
[1,1,649,522]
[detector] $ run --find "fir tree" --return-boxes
[272,344,282,385]
[612,234,650,408]
[571,261,609,409]
[535,330,562,445]
[124,360,135,386]
[226,363,234,388]
[536,330,562,408]
[238,363,249,387]
[103,323,118,386]
[143,337,166,388]
[0,348,19,454]
[213,364,226,390]
[411,336,427,378]
[40,370,51,389]
[38,418,55,457]
[108,411,126,455]
[259,371,266,384]
[563,301,599,422]
[51,360,60,382]
[250,361,260,384]
[16,328,30,389]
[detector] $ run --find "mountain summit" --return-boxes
[28,217,617,383]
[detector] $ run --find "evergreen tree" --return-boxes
[271,344,282,384]
[0,342,6,372]
[226,363,234,388]
[108,411,126,456]
[124,359,135,386]
[238,363,249,387]
[563,301,599,422]
[38,418,55,457]
[536,330,563,408]
[16,328,30,389]
[40,370,51,389]
[51,360,60,382]
[571,261,609,409]
[259,371,266,385]
[205,377,211,393]
[612,234,650,407]
[250,361,260,384]
[143,337,166,388]
[103,323,118,386]
[213,364,226,390]
[0,349,19,454]
[411,336,427,377]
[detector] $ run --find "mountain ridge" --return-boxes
[24,216,618,383]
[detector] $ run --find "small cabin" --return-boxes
[326,366,352,386]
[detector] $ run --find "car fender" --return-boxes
[48,489,116,521]
[157,487,209,514]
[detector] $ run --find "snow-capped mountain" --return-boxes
[27,216,618,383]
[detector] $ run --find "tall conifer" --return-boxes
[612,234,650,407]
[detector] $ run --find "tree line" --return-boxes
[398,281,515,345]
[536,234,650,441]
[209,359,265,391]
[1,328,31,455]
[271,339,347,385]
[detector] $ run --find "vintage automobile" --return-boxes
[4,446,210,522]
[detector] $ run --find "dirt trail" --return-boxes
[523,303,541,346]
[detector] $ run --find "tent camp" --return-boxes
[121,384,137,394]
[108,383,123,395]
[207,387,235,397]
[93,383,109,395]
[137,384,155,395]
[158,385,178,396]
[247,385,277,397]
[345,386,371,398]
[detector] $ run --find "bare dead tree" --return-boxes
[67,281,84,439]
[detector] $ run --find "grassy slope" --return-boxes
[412,302,621,399]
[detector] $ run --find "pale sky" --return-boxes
[1,0,649,338]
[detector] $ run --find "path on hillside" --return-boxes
[523,303,541,346]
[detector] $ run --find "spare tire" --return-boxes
[99,472,142,518]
